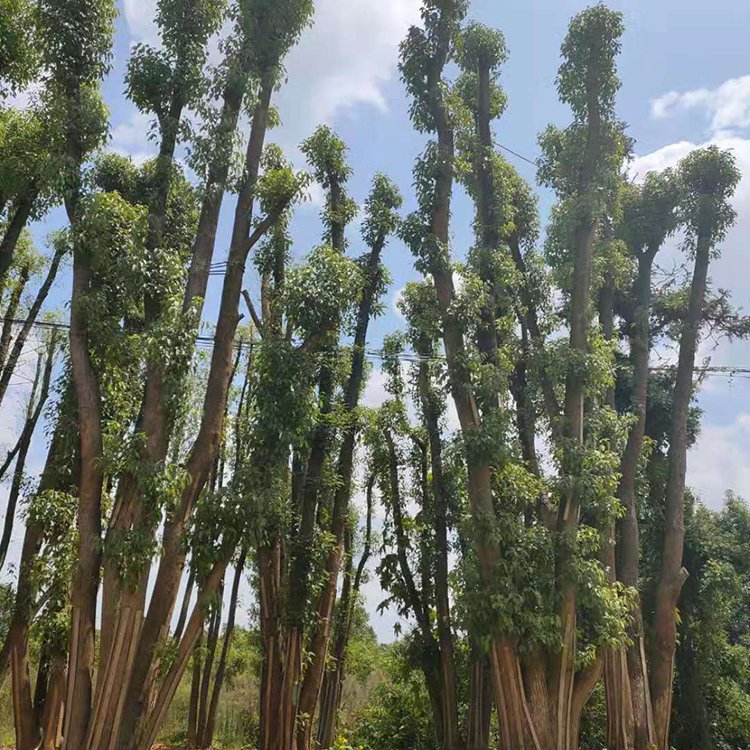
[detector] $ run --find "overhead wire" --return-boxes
[3,317,750,377]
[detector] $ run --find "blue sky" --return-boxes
[3,0,750,640]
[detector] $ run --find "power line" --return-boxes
[4,318,750,376]
[494,140,539,167]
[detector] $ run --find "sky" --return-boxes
[2,0,750,642]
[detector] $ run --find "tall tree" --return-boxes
[650,146,740,750]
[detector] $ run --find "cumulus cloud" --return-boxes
[276,0,420,139]
[650,75,750,135]
[110,108,158,163]
[687,412,750,508]
[123,0,159,45]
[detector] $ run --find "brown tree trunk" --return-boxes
[134,558,231,750]
[258,541,284,750]
[187,630,203,748]
[466,652,492,750]
[419,13,530,747]
[64,162,105,749]
[614,249,660,749]
[110,80,276,750]
[416,351,461,750]
[196,582,224,745]
[11,628,39,750]
[40,655,66,750]
[651,223,712,750]
[295,208,389,750]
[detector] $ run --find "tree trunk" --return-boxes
[40,655,66,750]
[615,248,660,749]
[295,217,388,750]
[196,583,223,745]
[64,163,105,749]
[651,220,712,750]
[466,652,492,750]
[187,630,203,748]
[108,80,276,750]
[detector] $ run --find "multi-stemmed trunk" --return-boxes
[651,217,712,750]
[610,248,660,750]
[88,78,277,750]
[295,213,393,750]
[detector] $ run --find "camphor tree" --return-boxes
[0,1,747,749]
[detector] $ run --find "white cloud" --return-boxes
[688,412,750,508]
[650,75,750,135]
[110,109,158,164]
[123,0,158,45]
[274,0,421,149]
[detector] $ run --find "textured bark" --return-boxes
[0,242,65,409]
[651,215,712,750]
[614,248,659,749]
[39,654,66,750]
[466,652,492,750]
[133,558,231,750]
[64,121,105,749]
[196,582,224,744]
[11,627,38,750]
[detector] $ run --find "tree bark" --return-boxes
[615,248,660,750]
[64,100,105,747]
[651,215,712,750]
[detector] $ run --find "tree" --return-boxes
[650,146,741,749]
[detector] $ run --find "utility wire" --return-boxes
[3,318,750,375]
